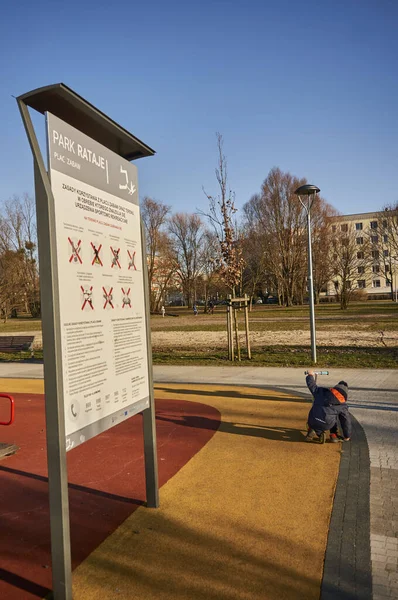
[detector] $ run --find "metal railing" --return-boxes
[0,394,15,426]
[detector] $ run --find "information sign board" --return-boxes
[47,113,150,450]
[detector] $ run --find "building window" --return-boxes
[371,235,379,244]
[383,235,388,243]
[372,251,379,259]
[341,224,348,232]
[355,223,363,230]
[382,220,387,228]
[334,281,339,290]
[370,221,378,229]
[357,251,364,259]
[332,225,336,233]
[372,265,380,273]
[357,280,366,288]
[356,237,363,245]
[385,264,390,273]
[333,254,338,261]
[357,266,365,274]
[372,280,381,288]
[384,249,389,257]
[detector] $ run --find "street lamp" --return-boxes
[294,184,320,364]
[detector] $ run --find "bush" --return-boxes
[29,300,41,318]
[319,297,337,303]
[349,289,368,302]
[367,293,392,301]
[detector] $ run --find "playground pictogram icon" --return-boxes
[81,286,94,310]
[127,250,137,270]
[122,288,131,308]
[68,237,82,264]
[103,286,114,309]
[91,242,103,266]
[110,247,121,269]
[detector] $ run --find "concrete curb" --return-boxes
[321,414,372,600]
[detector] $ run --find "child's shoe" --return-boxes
[330,433,341,443]
[305,429,316,441]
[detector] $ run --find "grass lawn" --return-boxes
[0,319,41,333]
[0,350,43,361]
[1,301,397,368]
[152,346,398,369]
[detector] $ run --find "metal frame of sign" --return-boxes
[17,84,158,600]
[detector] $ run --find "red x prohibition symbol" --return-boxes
[122,288,131,308]
[91,242,103,266]
[111,247,121,268]
[127,250,136,270]
[68,237,82,264]
[81,286,94,310]
[103,286,114,309]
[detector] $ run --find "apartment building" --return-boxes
[326,210,398,299]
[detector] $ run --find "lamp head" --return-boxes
[294,184,320,197]
[294,184,320,211]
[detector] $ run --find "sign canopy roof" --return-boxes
[17,83,155,161]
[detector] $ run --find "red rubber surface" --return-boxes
[0,393,220,599]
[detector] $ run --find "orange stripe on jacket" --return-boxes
[331,388,346,403]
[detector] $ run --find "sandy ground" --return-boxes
[152,329,398,349]
[7,324,398,351]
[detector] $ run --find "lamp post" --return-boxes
[294,184,320,364]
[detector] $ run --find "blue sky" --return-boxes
[1,0,397,217]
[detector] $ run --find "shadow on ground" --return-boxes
[156,412,307,443]
[155,386,309,404]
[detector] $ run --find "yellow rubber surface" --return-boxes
[71,383,340,600]
[0,378,44,394]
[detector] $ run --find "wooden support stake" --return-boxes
[244,294,251,359]
[234,305,241,361]
[228,298,234,361]
[226,304,231,360]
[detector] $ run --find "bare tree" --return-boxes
[330,221,370,309]
[197,230,220,311]
[168,213,207,307]
[141,197,172,311]
[379,205,398,299]
[201,133,244,296]
[243,169,308,306]
[382,203,398,255]
[0,194,39,317]
[0,249,34,321]
[241,225,268,307]
[151,235,178,311]
[243,169,336,306]
[308,197,338,304]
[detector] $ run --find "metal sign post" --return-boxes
[17,84,158,599]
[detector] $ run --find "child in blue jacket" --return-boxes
[305,370,352,443]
